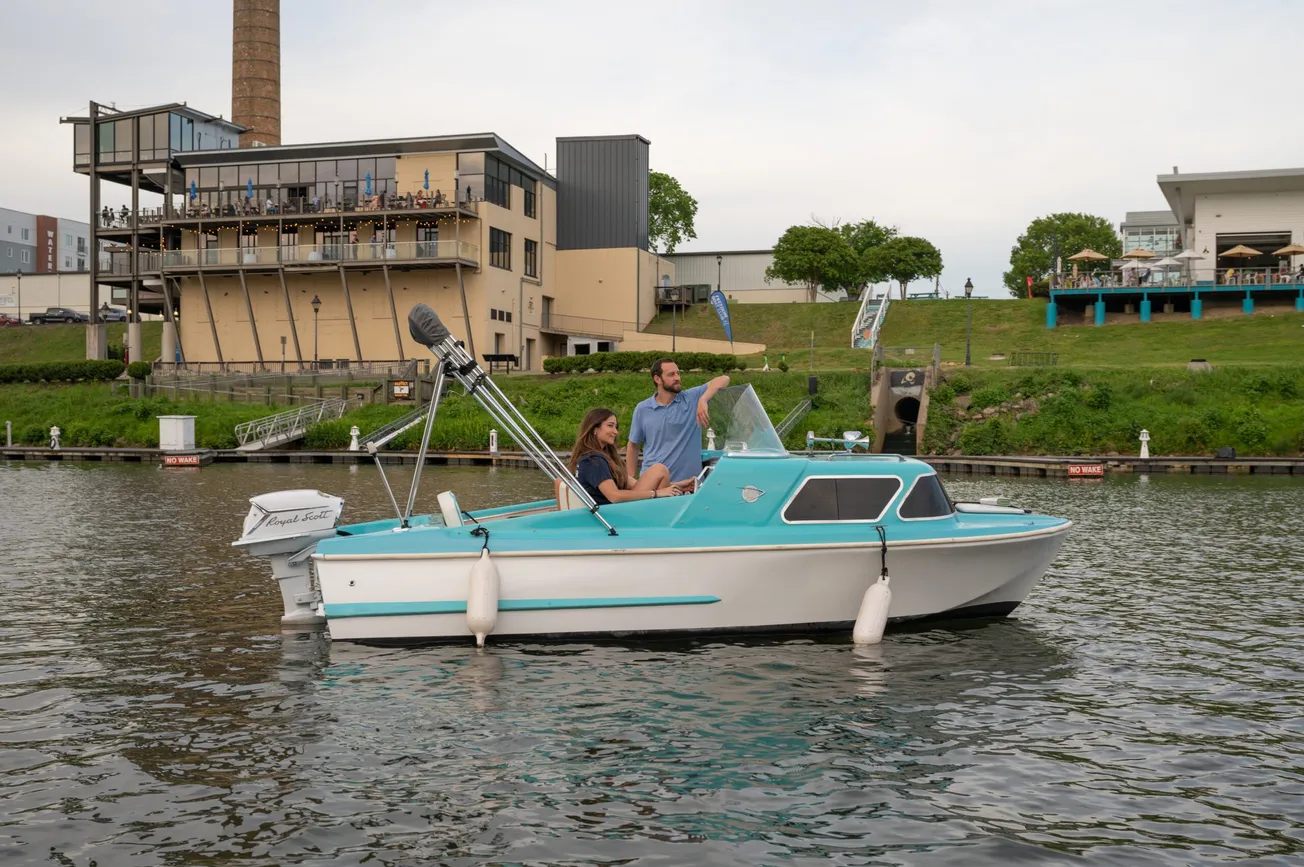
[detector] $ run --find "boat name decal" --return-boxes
[265,509,336,528]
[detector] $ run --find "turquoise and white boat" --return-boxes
[234,304,1072,645]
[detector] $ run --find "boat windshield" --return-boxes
[707,384,787,455]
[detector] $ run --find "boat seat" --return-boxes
[555,479,588,511]
[436,490,464,527]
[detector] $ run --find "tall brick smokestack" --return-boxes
[232,0,280,146]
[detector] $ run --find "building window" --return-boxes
[524,183,536,219]
[782,477,902,523]
[485,155,511,209]
[21,228,30,241]
[64,233,72,246]
[5,249,11,258]
[64,256,72,269]
[489,308,513,323]
[490,227,511,270]
[524,239,538,278]
[21,250,30,264]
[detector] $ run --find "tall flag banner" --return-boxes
[709,289,733,346]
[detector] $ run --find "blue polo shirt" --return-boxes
[629,384,708,482]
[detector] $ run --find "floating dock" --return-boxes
[2,448,1302,475]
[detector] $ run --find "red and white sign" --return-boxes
[1067,464,1104,477]
[163,454,203,467]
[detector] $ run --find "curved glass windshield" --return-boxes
[708,385,786,455]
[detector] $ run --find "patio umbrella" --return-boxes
[1174,247,1204,282]
[189,180,196,200]
[1273,242,1304,278]
[365,172,372,196]
[1068,248,1109,261]
[423,170,430,191]
[1151,257,1181,268]
[1121,248,1156,260]
[1220,244,1261,284]
[246,177,254,199]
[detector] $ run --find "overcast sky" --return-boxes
[3,0,1303,296]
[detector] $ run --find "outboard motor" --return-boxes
[232,489,344,625]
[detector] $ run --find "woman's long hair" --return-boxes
[566,408,628,489]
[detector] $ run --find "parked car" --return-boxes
[98,306,127,322]
[0,313,22,326]
[29,307,90,324]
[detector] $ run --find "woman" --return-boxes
[567,408,682,505]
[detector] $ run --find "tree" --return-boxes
[1003,213,1122,298]
[648,171,699,254]
[839,219,898,297]
[866,236,943,299]
[766,225,861,303]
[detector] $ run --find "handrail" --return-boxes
[775,398,812,438]
[161,240,479,269]
[234,398,350,448]
[851,296,889,350]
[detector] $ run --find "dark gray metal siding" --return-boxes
[556,136,648,250]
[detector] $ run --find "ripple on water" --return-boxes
[0,462,1301,865]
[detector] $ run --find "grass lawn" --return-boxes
[0,322,163,365]
[643,302,866,369]
[880,299,1304,368]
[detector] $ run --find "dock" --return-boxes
[2,448,1302,476]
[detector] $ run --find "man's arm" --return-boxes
[695,375,731,428]
[625,440,640,481]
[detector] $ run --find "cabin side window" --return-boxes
[783,477,902,522]
[898,474,955,519]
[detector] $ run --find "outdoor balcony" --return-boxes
[539,312,634,341]
[98,249,162,276]
[94,195,481,233]
[160,240,480,272]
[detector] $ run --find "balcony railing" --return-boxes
[97,208,166,229]
[1053,266,1304,291]
[161,240,479,269]
[98,250,162,274]
[540,313,634,339]
[95,196,481,230]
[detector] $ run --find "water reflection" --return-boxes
[1,462,1302,865]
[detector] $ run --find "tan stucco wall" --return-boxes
[617,331,764,355]
[175,179,561,371]
[554,246,667,328]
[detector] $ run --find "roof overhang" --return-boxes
[1158,167,1304,225]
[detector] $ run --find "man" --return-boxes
[627,358,730,490]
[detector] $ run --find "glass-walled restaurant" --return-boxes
[73,109,238,167]
[173,152,534,219]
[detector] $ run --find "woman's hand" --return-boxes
[666,484,683,497]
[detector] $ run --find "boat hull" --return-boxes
[315,524,1069,643]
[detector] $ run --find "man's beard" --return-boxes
[662,381,682,394]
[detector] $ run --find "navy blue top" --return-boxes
[575,453,617,505]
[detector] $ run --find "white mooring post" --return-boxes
[489,429,499,456]
[49,426,61,450]
[5,420,11,447]
[1139,428,1150,459]
[348,425,360,451]
[706,428,716,450]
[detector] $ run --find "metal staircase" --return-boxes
[359,405,429,449]
[851,295,890,349]
[234,398,351,451]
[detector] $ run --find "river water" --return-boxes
[0,461,1301,866]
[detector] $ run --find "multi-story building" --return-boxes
[1118,210,1181,258]
[64,102,665,368]
[0,207,91,274]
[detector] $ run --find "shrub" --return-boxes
[947,373,974,395]
[969,382,1012,410]
[777,359,789,373]
[107,343,125,362]
[0,360,125,383]
[1084,382,1113,411]
[930,383,956,406]
[303,419,353,449]
[542,350,742,375]
[127,362,152,380]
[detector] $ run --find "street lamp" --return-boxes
[964,278,974,367]
[311,295,321,367]
[716,254,722,297]
[14,271,20,322]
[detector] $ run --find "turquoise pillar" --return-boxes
[1094,298,1106,326]
[1243,294,1254,315]
[1140,297,1151,323]
[1046,300,1058,328]
[1192,297,1203,319]
[1296,292,1303,312]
